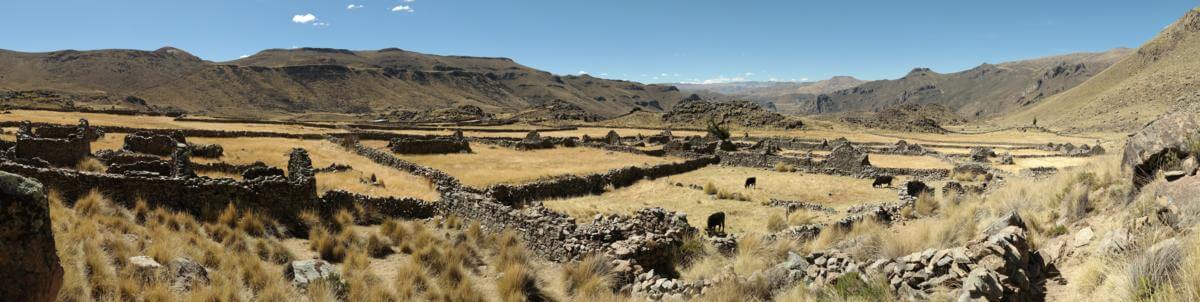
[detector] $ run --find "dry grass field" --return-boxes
[376,143,681,187]
[544,166,898,233]
[995,156,1095,175]
[868,154,954,170]
[189,137,438,200]
[3,110,340,135]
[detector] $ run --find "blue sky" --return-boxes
[0,1,1194,84]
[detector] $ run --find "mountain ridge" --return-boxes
[0,46,690,119]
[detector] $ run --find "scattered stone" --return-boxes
[284,259,341,289]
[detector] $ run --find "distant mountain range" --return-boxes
[677,50,1132,120]
[0,47,689,119]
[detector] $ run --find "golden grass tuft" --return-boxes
[562,255,614,299]
[76,157,107,173]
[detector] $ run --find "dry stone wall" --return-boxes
[0,149,319,227]
[386,137,471,154]
[14,121,92,167]
[484,156,719,206]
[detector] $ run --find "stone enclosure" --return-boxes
[0,115,1110,301]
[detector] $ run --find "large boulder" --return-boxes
[1122,110,1200,189]
[0,171,62,302]
[284,259,341,289]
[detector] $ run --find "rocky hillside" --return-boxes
[998,8,1200,132]
[674,77,864,114]
[662,100,804,129]
[809,49,1131,118]
[0,47,689,119]
[838,104,967,134]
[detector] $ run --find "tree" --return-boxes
[706,119,731,140]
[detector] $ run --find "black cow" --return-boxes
[872,175,894,188]
[706,212,726,237]
[744,177,757,189]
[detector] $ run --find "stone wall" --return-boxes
[0,149,319,227]
[318,190,437,223]
[123,131,186,156]
[386,137,471,154]
[14,121,91,167]
[484,156,719,207]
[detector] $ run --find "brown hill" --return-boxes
[0,47,688,119]
[997,8,1200,132]
[674,77,864,114]
[768,50,1129,118]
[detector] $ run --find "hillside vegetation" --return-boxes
[998,9,1200,132]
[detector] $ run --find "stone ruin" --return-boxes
[969,147,996,163]
[123,130,187,156]
[516,130,555,150]
[386,136,471,154]
[605,130,622,145]
[821,142,871,173]
[884,140,929,155]
[630,212,1052,301]
[32,118,104,141]
[12,120,93,167]
[0,147,320,228]
[122,130,223,158]
[0,171,62,302]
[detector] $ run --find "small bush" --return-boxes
[787,211,814,226]
[704,182,718,195]
[774,162,796,172]
[76,157,106,173]
[563,255,614,298]
[915,193,940,216]
[767,213,787,232]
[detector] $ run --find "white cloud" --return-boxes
[743,72,755,76]
[292,13,317,24]
[347,4,364,10]
[599,73,608,76]
[391,5,414,12]
[239,54,250,59]
[404,0,416,2]
[800,78,809,81]
[682,75,748,85]
[312,22,329,26]
[578,70,588,75]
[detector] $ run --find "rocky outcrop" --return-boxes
[663,100,803,129]
[0,171,62,302]
[284,259,342,290]
[1122,110,1200,189]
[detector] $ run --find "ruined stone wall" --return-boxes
[318,190,437,223]
[0,149,319,227]
[484,156,719,206]
[328,137,465,194]
[387,137,471,154]
[123,131,184,156]
[15,136,90,167]
[330,136,697,268]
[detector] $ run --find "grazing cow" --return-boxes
[872,175,894,188]
[706,212,726,236]
[744,177,757,189]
